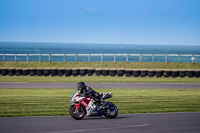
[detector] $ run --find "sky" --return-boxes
[0,0,200,45]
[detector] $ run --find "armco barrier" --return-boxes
[0,68,200,78]
[1,54,199,63]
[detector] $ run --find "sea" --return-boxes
[0,42,200,63]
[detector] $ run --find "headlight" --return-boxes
[70,99,76,103]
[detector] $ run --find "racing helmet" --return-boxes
[77,82,86,91]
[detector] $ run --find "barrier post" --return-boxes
[27,54,29,63]
[152,54,154,63]
[64,54,66,62]
[3,54,5,62]
[49,54,51,63]
[126,54,128,63]
[140,54,142,63]
[15,54,17,63]
[75,54,77,63]
[88,54,91,63]
[165,54,168,64]
[39,54,41,63]
[192,54,195,63]
[114,54,116,63]
[178,54,180,63]
[101,54,103,63]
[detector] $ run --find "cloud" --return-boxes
[80,7,101,16]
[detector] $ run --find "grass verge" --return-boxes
[1,61,200,69]
[0,88,200,117]
[0,76,200,83]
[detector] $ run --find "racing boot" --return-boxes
[97,99,106,111]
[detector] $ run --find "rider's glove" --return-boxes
[88,94,92,98]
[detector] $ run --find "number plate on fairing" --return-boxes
[86,100,96,116]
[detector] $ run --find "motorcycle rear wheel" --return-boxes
[104,102,118,118]
[69,105,85,120]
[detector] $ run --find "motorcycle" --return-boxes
[69,89,118,120]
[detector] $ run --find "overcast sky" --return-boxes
[0,0,200,45]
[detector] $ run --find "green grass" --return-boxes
[0,88,200,117]
[0,76,200,83]
[1,61,200,69]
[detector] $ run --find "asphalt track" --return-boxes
[0,82,200,89]
[0,112,200,133]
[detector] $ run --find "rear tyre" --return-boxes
[104,102,118,119]
[69,105,85,120]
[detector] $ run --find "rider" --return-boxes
[77,82,104,110]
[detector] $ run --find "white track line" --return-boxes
[48,124,150,133]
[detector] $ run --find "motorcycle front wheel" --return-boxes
[69,104,85,120]
[104,102,118,118]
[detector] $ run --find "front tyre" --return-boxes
[69,105,85,120]
[104,102,118,118]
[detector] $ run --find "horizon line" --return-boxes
[0,41,199,47]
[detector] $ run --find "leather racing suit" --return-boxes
[78,86,102,102]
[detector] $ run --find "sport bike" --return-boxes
[69,89,118,120]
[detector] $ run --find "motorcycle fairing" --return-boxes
[101,92,112,99]
[85,100,96,116]
[71,93,97,116]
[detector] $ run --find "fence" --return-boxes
[0,54,200,63]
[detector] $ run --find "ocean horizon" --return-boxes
[0,42,200,63]
[1,42,200,54]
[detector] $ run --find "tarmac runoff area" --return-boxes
[0,82,200,89]
[0,112,200,133]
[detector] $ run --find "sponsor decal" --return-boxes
[87,98,91,100]
[81,101,88,106]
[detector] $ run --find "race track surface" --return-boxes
[0,112,200,133]
[0,82,200,89]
